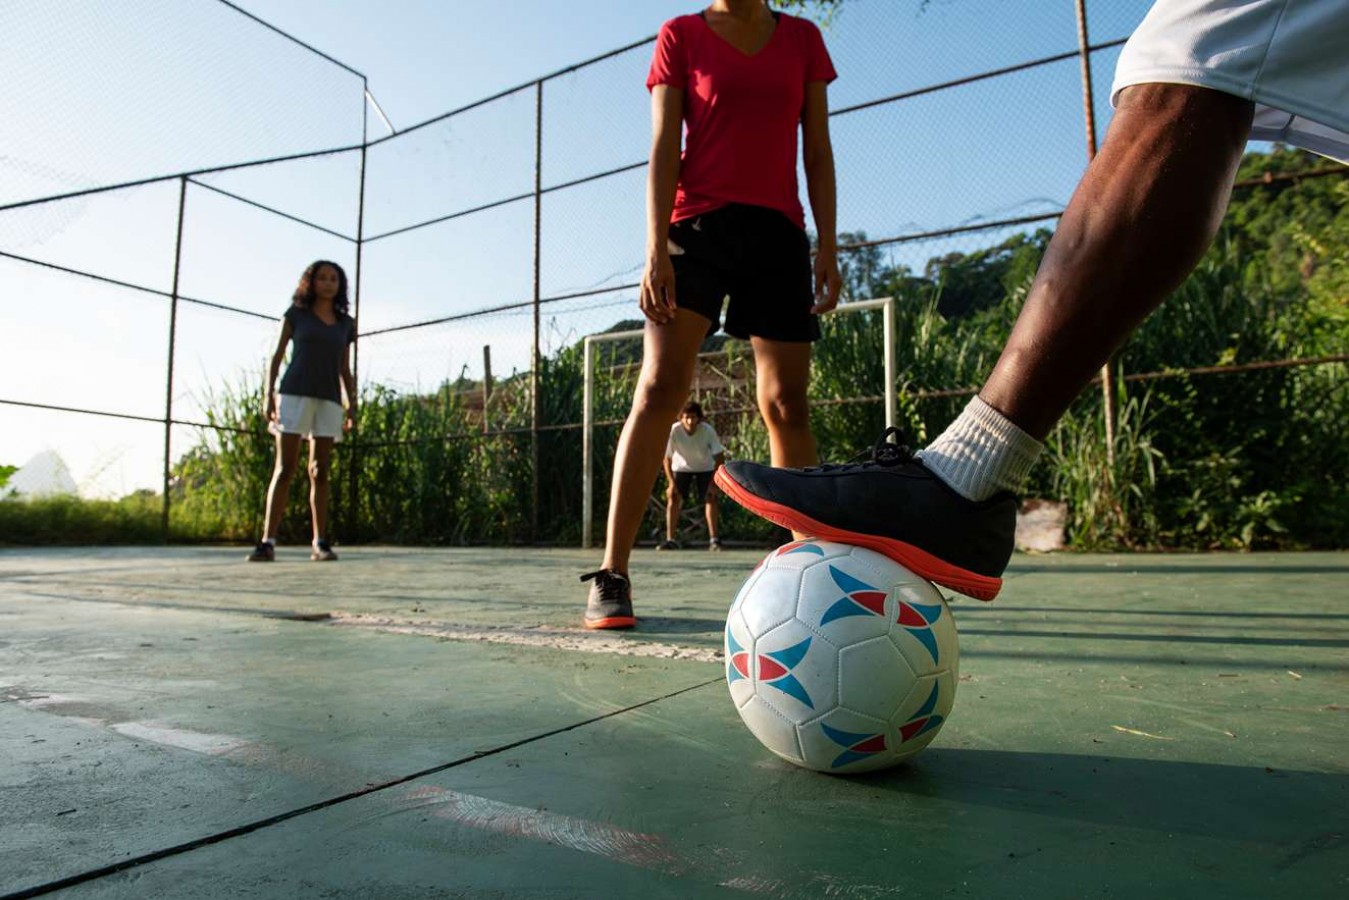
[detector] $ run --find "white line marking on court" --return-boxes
[12,688,902,897]
[398,783,687,873]
[109,721,251,756]
[14,691,254,756]
[329,613,724,663]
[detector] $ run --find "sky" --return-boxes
[1,0,1158,497]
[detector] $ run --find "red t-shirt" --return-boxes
[646,12,837,230]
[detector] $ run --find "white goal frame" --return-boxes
[581,296,896,549]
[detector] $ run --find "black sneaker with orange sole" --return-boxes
[714,428,1016,601]
[580,569,635,629]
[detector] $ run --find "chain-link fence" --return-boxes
[3,0,1345,549]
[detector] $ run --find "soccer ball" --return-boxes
[725,539,959,773]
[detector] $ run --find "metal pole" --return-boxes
[580,329,642,549]
[1075,0,1117,464]
[530,80,544,542]
[348,94,368,538]
[482,345,493,434]
[162,176,189,541]
[882,297,896,430]
[582,337,595,549]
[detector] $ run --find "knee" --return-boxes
[759,391,811,432]
[632,373,690,420]
[275,459,298,482]
[308,459,331,485]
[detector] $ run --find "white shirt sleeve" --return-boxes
[665,425,676,460]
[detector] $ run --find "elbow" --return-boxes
[803,152,834,180]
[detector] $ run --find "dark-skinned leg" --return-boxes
[982,83,1254,439]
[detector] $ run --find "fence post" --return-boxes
[482,345,493,434]
[1075,0,1118,465]
[162,176,189,541]
[348,100,369,540]
[530,79,544,542]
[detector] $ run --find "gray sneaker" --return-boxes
[310,539,338,562]
[580,569,635,630]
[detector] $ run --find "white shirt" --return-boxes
[666,421,725,473]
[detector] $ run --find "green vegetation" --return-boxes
[3,149,1344,550]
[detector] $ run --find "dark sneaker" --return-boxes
[311,539,338,562]
[656,539,680,551]
[580,569,635,629]
[247,541,275,562]
[708,537,723,552]
[714,428,1016,601]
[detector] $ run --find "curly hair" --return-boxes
[292,260,350,317]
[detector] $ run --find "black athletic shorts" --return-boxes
[667,203,820,343]
[673,470,716,504]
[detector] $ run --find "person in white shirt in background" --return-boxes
[661,401,726,551]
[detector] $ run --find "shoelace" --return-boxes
[579,569,629,601]
[803,426,914,473]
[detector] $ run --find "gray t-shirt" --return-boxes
[278,305,356,404]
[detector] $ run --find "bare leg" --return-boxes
[602,309,710,575]
[981,84,1254,439]
[705,489,719,541]
[665,484,682,542]
[262,432,303,539]
[751,337,817,467]
[308,437,334,543]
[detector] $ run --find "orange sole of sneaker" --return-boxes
[584,616,636,630]
[714,468,1002,602]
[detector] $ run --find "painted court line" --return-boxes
[329,612,725,662]
[7,686,903,898]
[2,680,719,899]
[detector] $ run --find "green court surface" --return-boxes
[2,547,1346,898]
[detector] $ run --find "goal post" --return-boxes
[581,297,895,550]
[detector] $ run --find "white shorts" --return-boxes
[271,394,345,441]
[1111,0,1349,163]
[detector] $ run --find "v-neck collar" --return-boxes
[698,9,782,59]
[308,305,340,327]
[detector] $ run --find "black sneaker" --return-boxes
[708,537,723,552]
[311,539,338,562]
[714,428,1016,601]
[656,539,680,551]
[580,569,635,629]
[247,541,275,562]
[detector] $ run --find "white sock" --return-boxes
[915,396,1043,502]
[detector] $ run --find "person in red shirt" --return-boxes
[582,0,841,629]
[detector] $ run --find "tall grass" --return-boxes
[29,207,1343,550]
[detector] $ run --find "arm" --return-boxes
[705,426,726,496]
[265,317,294,421]
[663,431,677,495]
[340,330,357,431]
[642,84,684,325]
[802,80,842,314]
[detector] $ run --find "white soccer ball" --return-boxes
[725,539,959,773]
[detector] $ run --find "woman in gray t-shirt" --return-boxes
[247,260,357,563]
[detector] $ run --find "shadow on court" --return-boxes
[1,546,1345,898]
